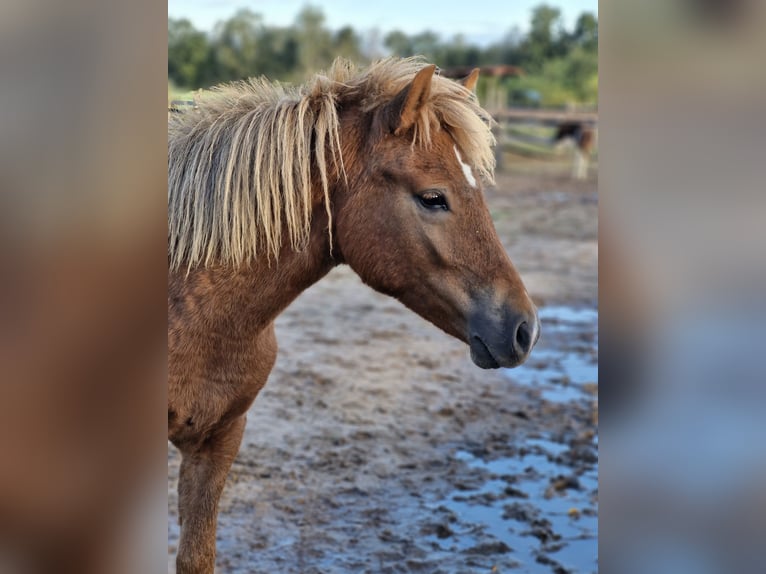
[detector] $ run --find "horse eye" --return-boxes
[418,191,449,211]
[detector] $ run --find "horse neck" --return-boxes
[173,208,337,336]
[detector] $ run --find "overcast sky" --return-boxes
[168,0,598,47]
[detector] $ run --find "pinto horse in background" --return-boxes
[168,58,540,573]
[553,121,596,180]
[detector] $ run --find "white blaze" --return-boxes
[454,145,477,188]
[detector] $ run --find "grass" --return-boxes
[168,84,197,106]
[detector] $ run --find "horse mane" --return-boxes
[168,57,496,271]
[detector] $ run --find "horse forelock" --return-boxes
[168,57,495,271]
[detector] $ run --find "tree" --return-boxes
[294,5,334,76]
[519,4,565,72]
[441,34,481,67]
[166,4,597,105]
[210,9,264,81]
[333,26,363,62]
[410,31,442,62]
[571,13,598,52]
[384,30,414,57]
[562,46,598,101]
[251,26,299,79]
[168,18,210,88]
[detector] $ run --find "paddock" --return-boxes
[167,160,598,573]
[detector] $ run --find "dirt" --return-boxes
[168,156,598,574]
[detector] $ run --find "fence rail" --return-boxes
[489,107,598,125]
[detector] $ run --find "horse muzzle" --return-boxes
[468,306,540,369]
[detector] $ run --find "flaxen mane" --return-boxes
[168,57,496,271]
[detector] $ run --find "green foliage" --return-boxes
[167,3,598,106]
[571,12,599,52]
[384,30,413,58]
[334,26,363,62]
[168,18,210,88]
[519,4,567,73]
[209,9,263,82]
[507,45,597,107]
[502,4,597,106]
[294,6,335,79]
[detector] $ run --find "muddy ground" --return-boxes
[168,153,598,573]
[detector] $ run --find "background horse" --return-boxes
[552,120,596,180]
[168,57,539,573]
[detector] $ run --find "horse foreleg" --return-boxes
[573,148,588,180]
[176,415,246,574]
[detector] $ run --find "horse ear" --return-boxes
[386,64,436,135]
[460,68,480,93]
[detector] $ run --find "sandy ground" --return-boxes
[168,154,598,573]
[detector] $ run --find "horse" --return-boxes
[168,57,540,573]
[552,121,596,180]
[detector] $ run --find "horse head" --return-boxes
[334,64,539,369]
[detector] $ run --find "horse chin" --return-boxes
[469,336,501,369]
[468,335,528,369]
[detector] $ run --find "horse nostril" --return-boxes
[515,320,533,356]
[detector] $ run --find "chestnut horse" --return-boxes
[168,58,539,573]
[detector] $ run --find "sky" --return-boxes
[167,0,598,47]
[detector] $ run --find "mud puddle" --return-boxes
[503,305,598,404]
[428,306,598,573]
[431,439,597,573]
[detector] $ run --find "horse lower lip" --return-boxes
[471,336,500,368]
